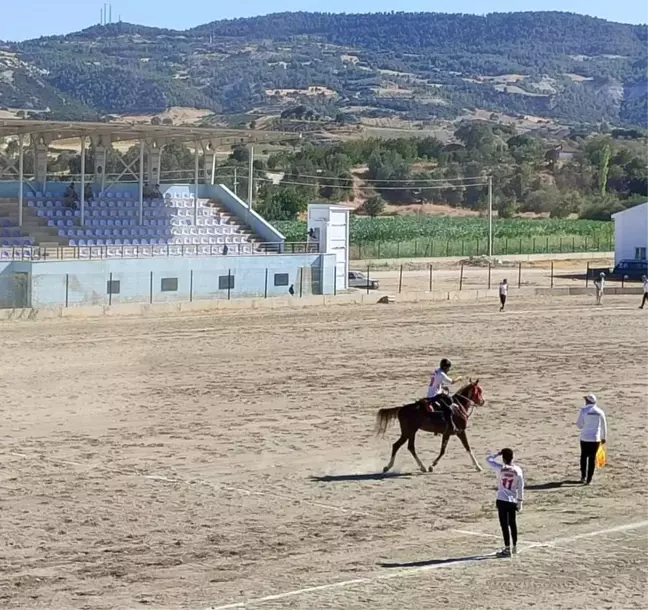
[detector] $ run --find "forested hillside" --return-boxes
[0,11,645,125]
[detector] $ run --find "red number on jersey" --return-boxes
[501,476,514,490]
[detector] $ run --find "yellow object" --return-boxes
[596,444,607,469]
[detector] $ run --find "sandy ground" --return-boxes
[0,294,647,610]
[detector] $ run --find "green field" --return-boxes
[275,217,614,259]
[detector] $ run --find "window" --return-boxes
[161,277,178,292]
[635,247,647,261]
[106,280,120,295]
[219,274,235,290]
[274,273,289,287]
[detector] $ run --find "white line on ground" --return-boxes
[209,520,648,610]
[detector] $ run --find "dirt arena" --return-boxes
[1,293,647,609]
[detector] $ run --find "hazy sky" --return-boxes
[1,0,646,41]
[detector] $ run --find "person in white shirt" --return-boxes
[576,393,607,485]
[594,272,605,305]
[486,448,525,558]
[640,275,648,309]
[499,279,508,312]
[426,358,462,433]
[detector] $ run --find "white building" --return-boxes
[611,202,647,265]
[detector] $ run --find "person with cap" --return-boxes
[427,358,462,433]
[486,447,525,558]
[594,272,605,305]
[576,393,608,485]
[640,275,648,309]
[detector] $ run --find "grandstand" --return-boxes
[0,120,338,307]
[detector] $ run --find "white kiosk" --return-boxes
[307,203,351,292]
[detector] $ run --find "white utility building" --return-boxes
[611,202,647,265]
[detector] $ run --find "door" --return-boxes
[13,272,30,309]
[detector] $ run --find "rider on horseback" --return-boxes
[427,358,461,434]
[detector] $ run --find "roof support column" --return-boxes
[146,138,163,187]
[18,135,24,228]
[31,134,52,194]
[80,136,86,227]
[138,140,145,226]
[92,134,111,196]
[193,141,200,225]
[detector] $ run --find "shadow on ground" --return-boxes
[309,472,412,483]
[526,479,582,491]
[379,553,497,569]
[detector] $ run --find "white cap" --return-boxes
[584,393,597,404]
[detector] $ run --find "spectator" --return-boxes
[143,182,154,202]
[222,244,229,255]
[640,275,648,309]
[83,183,94,203]
[153,184,162,199]
[64,182,79,210]
[499,279,508,312]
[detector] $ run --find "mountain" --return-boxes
[1,12,646,126]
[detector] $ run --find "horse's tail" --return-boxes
[375,406,402,437]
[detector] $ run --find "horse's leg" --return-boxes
[383,432,407,473]
[457,430,483,472]
[407,432,427,473]
[429,431,451,472]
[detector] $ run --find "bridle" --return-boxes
[452,384,482,419]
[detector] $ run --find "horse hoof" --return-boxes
[428,465,434,473]
[382,466,390,473]
[475,465,483,472]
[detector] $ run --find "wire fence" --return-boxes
[350,259,638,296]
[351,234,614,260]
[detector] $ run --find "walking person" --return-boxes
[486,448,524,558]
[594,272,605,305]
[640,275,648,309]
[577,393,607,485]
[499,279,508,311]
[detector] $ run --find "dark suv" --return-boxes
[609,260,648,281]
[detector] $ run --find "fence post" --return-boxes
[550,262,554,288]
[519,238,522,254]
[585,237,588,252]
[366,264,371,296]
[428,264,433,292]
[533,237,536,253]
[414,240,418,257]
[461,240,465,257]
[609,234,612,251]
[398,264,403,294]
[299,266,304,298]
[397,242,400,258]
[572,236,575,252]
[108,272,113,306]
[518,262,522,288]
[333,262,337,296]
[476,238,480,255]
[264,268,268,298]
[459,263,464,291]
[559,238,563,253]
[585,262,590,287]
[65,273,69,308]
[488,263,492,290]
[505,238,508,255]
[446,240,450,257]
[149,271,153,304]
[190,270,194,302]
[227,269,231,300]
[546,237,549,253]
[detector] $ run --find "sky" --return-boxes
[1,0,646,42]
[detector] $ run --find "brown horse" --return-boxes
[375,380,485,474]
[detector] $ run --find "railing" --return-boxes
[0,242,319,261]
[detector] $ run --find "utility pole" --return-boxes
[247,145,254,210]
[488,175,493,258]
[233,167,238,195]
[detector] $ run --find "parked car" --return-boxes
[348,270,379,290]
[611,259,648,281]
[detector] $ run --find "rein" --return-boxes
[451,388,480,419]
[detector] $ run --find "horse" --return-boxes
[375,380,485,474]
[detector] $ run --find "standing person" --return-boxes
[640,275,648,309]
[499,279,508,311]
[486,448,525,558]
[594,272,605,305]
[577,393,607,485]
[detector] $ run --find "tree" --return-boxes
[256,187,308,221]
[363,195,386,218]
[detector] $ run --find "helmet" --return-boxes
[440,358,452,371]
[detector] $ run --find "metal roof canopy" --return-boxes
[0,119,296,145]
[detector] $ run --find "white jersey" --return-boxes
[499,282,508,296]
[595,277,605,292]
[487,454,525,504]
[643,278,648,294]
[577,404,608,443]
[428,368,452,398]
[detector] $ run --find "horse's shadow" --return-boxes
[526,479,582,491]
[379,553,496,569]
[309,472,412,483]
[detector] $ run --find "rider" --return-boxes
[427,358,461,433]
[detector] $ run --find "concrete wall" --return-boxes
[205,184,285,245]
[0,254,336,308]
[614,203,647,265]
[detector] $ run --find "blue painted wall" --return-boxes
[2,253,336,308]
